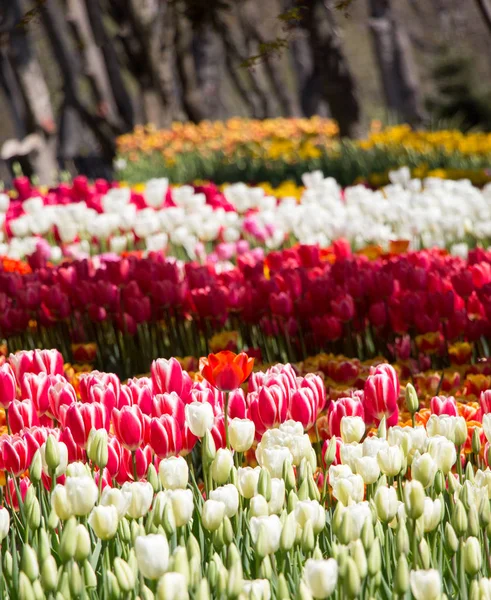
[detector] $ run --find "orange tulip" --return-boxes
[199,351,254,392]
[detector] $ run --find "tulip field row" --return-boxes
[0,342,491,599]
[2,167,491,263]
[115,120,491,186]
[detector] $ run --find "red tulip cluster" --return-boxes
[2,244,491,377]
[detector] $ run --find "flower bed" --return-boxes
[115,120,491,186]
[2,171,491,263]
[0,346,490,598]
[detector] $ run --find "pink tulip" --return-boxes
[112,405,144,451]
[125,381,153,414]
[480,390,491,419]
[151,358,192,399]
[363,364,400,427]
[211,415,226,449]
[59,427,85,462]
[48,381,76,421]
[430,395,458,417]
[122,445,152,481]
[181,423,198,456]
[79,371,121,405]
[21,372,55,416]
[228,388,247,419]
[191,384,223,415]
[249,384,288,434]
[64,402,106,448]
[149,415,182,458]
[328,396,365,437]
[289,388,318,430]
[33,349,64,377]
[152,392,185,428]
[301,373,327,413]
[8,399,38,434]
[9,350,35,382]
[106,436,122,478]
[1,436,30,476]
[0,363,17,409]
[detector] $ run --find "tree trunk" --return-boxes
[84,0,135,130]
[193,22,224,120]
[299,0,361,136]
[475,0,491,36]
[39,0,116,161]
[368,0,426,125]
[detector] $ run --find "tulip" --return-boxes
[340,416,365,444]
[166,489,194,527]
[156,572,189,600]
[229,418,255,452]
[21,372,52,416]
[112,405,144,451]
[430,395,458,416]
[422,497,442,533]
[427,435,457,473]
[331,474,364,505]
[304,558,338,599]
[2,436,30,476]
[409,569,442,600]
[0,507,10,541]
[185,401,214,438]
[243,580,271,600]
[199,351,254,392]
[0,363,16,409]
[377,445,403,477]
[328,396,364,438]
[152,392,185,427]
[373,486,398,523]
[202,499,226,531]
[123,481,154,519]
[135,534,169,580]
[150,415,182,458]
[152,358,192,399]
[257,445,293,479]
[238,466,261,499]
[363,364,399,427]
[412,452,437,488]
[294,500,326,534]
[48,381,76,421]
[64,402,106,448]
[210,484,239,518]
[404,480,425,520]
[159,456,189,489]
[100,486,132,519]
[40,438,68,478]
[88,505,119,540]
[250,514,282,555]
[250,495,269,517]
[65,476,99,516]
[250,384,288,433]
[211,448,233,484]
[289,388,318,430]
[354,456,380,484]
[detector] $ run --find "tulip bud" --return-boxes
[361,519,375,552]
[258,468,272,502]
[448,472,460,497]
[25,495,41,531]
[344,558,361,599]
[396,520,410,556]
[297,581,314,600]
[87,429,109,469]
[29,450,42,485]
[83,560,97,589]
[298,478,309,501]
[207,560,218,589]
[259,556,273,580]
[227,560,243,598]
[211,449,233,485]
[147,463,160,493]
[21,545,39,582]
[404,480,425,520]
[434,470,445,495]
[444,523,459,555]
[75,524,91,562]
[394,554,409,595]
[18,572,34,600]
[278,573,290,600]
[470,580,480,600]
[223,516,234,546]
[419,538,431,569]
[48,509,59,530]
[282,459,296,492]
[187,534,201,563]
[196,578,210,600]
[113,558,135,592]
[465,462,475,484]
[452,500,468,537]
[338,511,353,546]
[301,520,315,554]
[367,539,381,576]
[40,555,58,592]
[405,382,419,414]
[288,490,299,513]
[202,430,216,464]
[3,552,12,581]
[69,562,83,598]
[480,496,491,528]
[59,517,77,563]
[280,512,297,552]
[107,571,121,600]
[307,474,321,502]
[45,434,61,473]
[162,502,176,537]
[377,416,386,439]
[202,499,225,532]
[464,536,482,575]
[351,539,367,578]
[473,428,482,455]
[324,437,337,468]
[227,544,241,570]
[119,518,131,543]
[468,504,480,538]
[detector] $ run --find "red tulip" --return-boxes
[2,436,30,476]
[363,364,400,427]
[228,388,247,419]
[64,402,106,448]
[48,381,76,421]
[199,351,254,392]
[328,396,365,437]
[152,392,185,427]
[122,445,152,481]
[289,388,318,430]
[125,380,153,414]
[181,423,198,456]
[211,415,226,450]
[149,415,182,458]
[430,395,458,417]
[0,363,17,409]
[249,384,288,434]
[5,476,30,511]
[112,405,144,451]
[21,372,54,416]
[8,399,38,434]
[59,427,85,462]
[151,358,192,398]
[107,436,122,478]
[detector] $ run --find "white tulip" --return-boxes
[229,418,255,452]
[100,486,132,519]
[354,456,380,484]
[294,500,326,534]
[340,416,365,444]
[0,507,10,540]
[238,467,261,499]
[159,456,189,490]
[202,499,226,531]
[209,484,239,518]
[331,474,364,505]
[64,476,98,516]
[185,402,214,438]
[88,505,119,540]
[250,515,282,555]
[409,569,442,600]
[377,445,403,477]
[422,497,442,533]
[427,436,457,473]
[123,481,154,519]
[135,534,169,580]
[166,489,194,527]
[242,580,271,600]
[304,558,338,599]
[156,572,189,600]
[268,478,286,515]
